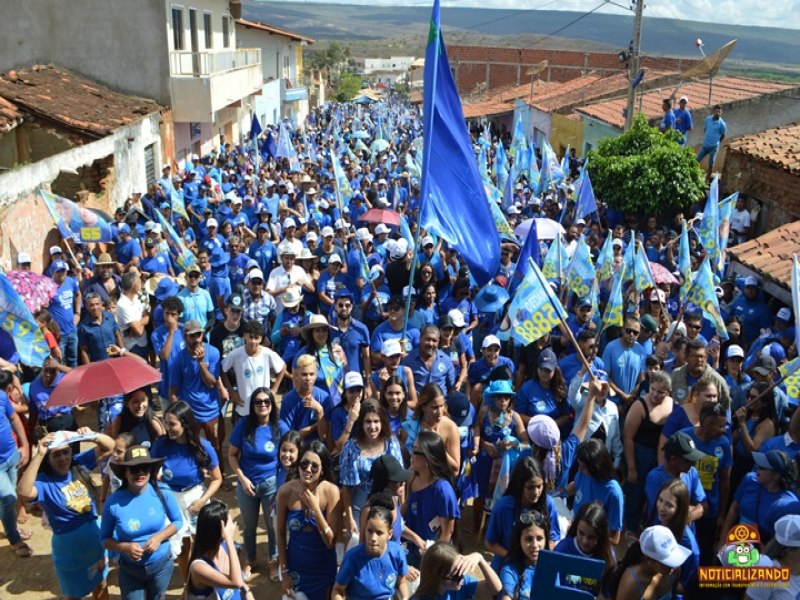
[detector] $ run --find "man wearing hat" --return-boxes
[48,259,81,367]
[114,224,142,272]
[178,264,215,330]
[80,253,120,304]
[243,269,277,336]
[330,289,371,378]
[141,237,174,278]
[266,245,313,313]
[645,431,708,525]
[370,295,421,366]
[314,226,347,271]
[16,253,31,271]
[248,222,278,276]
[673,96,693,146]
[730,275,772,344]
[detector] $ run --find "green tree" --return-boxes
[335,73,363,102]
[587,113,705,217]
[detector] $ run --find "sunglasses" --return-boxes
[625,328,640,335]
[253,397,271,406]
[686,323,702,330]
[519,510,546,526]
[128,465,150,475]
[187,332,203,339]
[299,459,320,473]
[187,273,201,278]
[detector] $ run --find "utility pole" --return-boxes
[624,0,645,130]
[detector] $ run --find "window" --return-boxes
[203,13,212,49]
[171,7,184,50]
[222,15,230,48]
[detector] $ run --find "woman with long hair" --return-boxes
[731,382,778,493]
[228,388,284,581]
[151,400,222,579]
[658,379,722,464]
[276,440,341,600]
[104,387,165,448]
[650,479,700,595]
[498,509,549,600]
[324,372,365,457]
[554,502,616,597]
[486,457,561,571]
[568,439,624,545]
[185,500,253,600]
[18,428,115,599]
[414,542,502,599]
[340,398,404,535]
[404,430,460,568]
[515,349,570,435]
[400,383,461,476]
[277,430,301,488]
[379,375,410,437]
[416,282,440,325]
[100,445,183,600]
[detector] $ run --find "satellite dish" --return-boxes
[526,60,549,77]
[680,39,738,80]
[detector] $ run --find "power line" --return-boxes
[522,1,613,50]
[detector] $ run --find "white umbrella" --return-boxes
[514,218,565,240]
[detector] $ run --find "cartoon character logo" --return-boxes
[724,524,761,568]
[128,518,141,533]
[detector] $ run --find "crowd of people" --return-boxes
[0,99,798,600]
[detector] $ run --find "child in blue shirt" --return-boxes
[415,542,502,599]
[498,509,548,600]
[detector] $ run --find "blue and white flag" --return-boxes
[0,272,49,367]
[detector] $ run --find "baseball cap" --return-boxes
[664,432,708,461]
[639,525,692,568]
[245,269,264,283]
[206,218,218,229]
[51,260,69,272]
[231,196,243,205]
[356,228,373,243]
[144,221,156,232]
[576,296,592,309]
[321,226,334,238]
[679,95,688,103]
[381,338,402,357]
[744,276,759,287]
[16,253,31,265]
[649,289,666,303]
[144,237,156,248]
[575,218,586,225]
[641,314,658,334]
[482,335,501,350]
[537,348,557,371]
[184,320,204,335]
[226,293,244,310]
[368,264,384,281]
[329,254,343,265]
[752,450,793,476]
[612,239,623,249]
[390,238,408,259]
[49,245,63,255]
[774,515,800,548]
[726,345,745,359]
[283,218,296,229]
[344,371,364,390]
[185,263,202,274]
[421,236,434,247]
[375,224,391,235]
[753,355,777,376]
[118,224,131,235]
[777,307,792,322]
[306,231,318,243]
[447,309,466,329]
[334,288,353,300]
[370,455,413,486]
[446,393,472,425]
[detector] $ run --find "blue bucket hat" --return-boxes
[483,379,515,398]
[153,277,180,301]
[474,284,510,314]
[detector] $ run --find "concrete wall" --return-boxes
[550,115,584,158]
[237,27,300,83]
[254,79,282,127]
[580,116,620,155]
[0,0,170,104]
[530,109,552,149]
[167,0,237,54]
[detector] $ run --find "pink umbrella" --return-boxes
[649,262,679,285]
[6,269,58,313]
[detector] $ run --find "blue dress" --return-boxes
[286,508,337,600]
[474,410,514,498]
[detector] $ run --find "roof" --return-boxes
[236,19,315,44]
[728,220,800,291]
[0,96,23,133]
[0,65,162,138]
[461,79,565,119]
[726,122,800,176]
[575,76,795,129]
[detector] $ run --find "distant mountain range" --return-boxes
[243,1,800,70]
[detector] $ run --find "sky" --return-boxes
[273,0,800,30]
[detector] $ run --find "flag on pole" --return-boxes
[418,0,500,286]
[699,175,721,271]
[601,265,626,333]
[779,356,800,404]
[494,143,509,192]
[686,257,728,340]
[634,242,657,292]
[276,122,301,172]
[40,190,114,243]
[541,235,568,285]
[330,150,353,200]
[155,210,197,272]
[574,170,598,221]
[717,191,738,274]
[510,221,540,294]
[249,113,262,141]
[501,258,568,346]
[678,219,692,305]
[596,232,615,281]
[0,272,49,367]
[567,236,595,299]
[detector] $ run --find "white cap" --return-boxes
[344,371,364,389]
[381,338,402,357]
[334,218,346,229]
[515,183,523,190]
[285,182,295,194]
[356,228,373,242]
[508,206,520,215]
[726,345,745,359]
[278,242,296,256]
[152,224,162,235]
[775,515,800,547]
[639,525,692,568]
[297,216,308,225]
[391,238,409,259]
[321,226,335,238]
[17,252,31,264]
[206,218,218,228]
[482,334,501,349]
[368,264,384,280]
[49,245,63,255]
[329,254,342,264]
[777,307,792,321]
[246,269,264,283]
[679,95,689,103]
[421,236,434,247]
[305,232,318,243]
[575,218,586,225]
[162,163,171,170]
[375,223,391,235]
[231,196,243,205]
[447,309,466,328]
[649,289,666,303]
[378,178,387,185]
[191,153,199,160]
[318,200,330,209]
[283,218,296,229]
[612,239,624,248]
[144,221,156,232]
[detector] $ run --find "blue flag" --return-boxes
[567,236,595,299]
[699,175,720,271]
[792,254,800,352]
[265,130,277,159]
[511,221,541,294]
[717,191,738,274]
[249,113,262,142]
[541,235,568,285]
[0,272,49,367]
[510,114,527,161]
[779,356,800,404]
[595,232,614,281]
[678,220,692,304]
[276,123,300,172]
[575,170,598,221]
[40,190,114,243]
[419,0,500,286]
[687,257,728,341]
[494,143,509,192]
[633,242,657,292]
[602,264,626,333]
[155,210,197,272]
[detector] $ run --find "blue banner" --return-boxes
[40,190,113,243]
[0,272,49,367]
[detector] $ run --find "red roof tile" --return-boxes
[0,65,162,138]
[461,79,575,119]
[728,221,800,290]
[726,123,800,176]
[0,96,22,133]
[575,76,795,129]
[236,19,315,44]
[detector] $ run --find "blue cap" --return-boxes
[160,202,171,210]
[257,222,270,231]
[334,288,354,300]
[154,277,180,301]
[538,348,557,371]
[576,296,593,309]
[51,260,69,272]
[118,223,131,235]
[484,379,515,398]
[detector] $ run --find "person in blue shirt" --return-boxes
[178,265,216,329]
[115,224,142,271]
[228,388,285,582]
[332,506,409,600]
[151,401,223,580]
[48,260,81,367]
[370,297,421,365]
[402,325,455,396]
[0,386,29,557]
[498,509,548,600]
[516,348,571,436]
[696,104,727,178]
[467,334,516,404]
[601,315,649,404]
[330,289,371,378]
[248,223,278,277]
[29,358,76,434]
[18,428,115,597]
[659,98,676,132]
[650,479,701,594]
[559,330,604,385]
[673,96,693,146]
[140,237,174,277]
[758,406,800,460]
[100,445,183,600]
[226,236,250,290]
[729,277,773,344]
[279,354,333,443]
[681,401,732,566]
[415,542,502,599]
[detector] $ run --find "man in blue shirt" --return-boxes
[370,295,420,366]
[48,260,81,367]
[659,98,676,132]
[673,96,693,146]
[601,316,648,405]
[330,289,371,378]
[402,324,456,396]
[729,276,773,344]
[697,104,727,178]
[114,225,141,271]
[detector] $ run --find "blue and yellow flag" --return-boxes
[0,272,49,367]
[678,219,692,304]
[686,257,728,341]
[171,193,190,222]
[601,265,626,333]
[779,356,800,403]
[503,258,568,346]
[155,210,197,272]
[276,122,301,172]
[494,143,509,192]
[509,114,527,161]
[542,235,568,285]
[567,236,595,299]
[40,190,113,243]
[330,150,353,200]
[717,191,738,274]
[699,175,720,270]
[487,195,516,240]
[634,242,657,292]
[595,232,615,282]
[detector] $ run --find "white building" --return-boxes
[357,56,416,75]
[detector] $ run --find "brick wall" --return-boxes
[721,150,800,233]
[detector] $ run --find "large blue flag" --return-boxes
[601,265,626,333]
[249,113,262,141]
[686,257,728,341]
[510,220,540,294]
[0,272,49,367]
[678,219,692,304]
[494,143,509,192]
[634,242,657,293]
[575,170,598,221]
[509,114,527,161]
[541,235,568,285]
[40,190,114,243]
[699,175,720,271]
[419,0,500,286]
[717,191,738,274]
[567,236,595,299]
[779,356,800,404]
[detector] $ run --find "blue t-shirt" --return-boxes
[278,387,332,443]
[141,253,172,276]
[229,418,283,484]
[49,276,79,335]
[573,471,624,532]
[168,345,221,423]
[151,325,186,400]
[467,357,516,386]
[673,108,693,136]
[330,319,370,375]
[29,372,71,422]
[0,394,17,464]
[116,238,142,266]
[680,427,732,518]
[178,288,215,328]
[33,448,98,535]
[516,380,569,423]
[702,115,727,148]
[334,541,408,600]
[150,436,219,492]
[405,479,460,542]
[660,110,676,132]
[644,465,706,521]
[601,340,648,397]
[499,562,536,600]
[370,321,420,355]
[485,494,561,571]
[99,482,183,566]
[734,472,799,541]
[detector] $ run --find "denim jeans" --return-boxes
[118,554,174,600]
[623,442,657,533]
[60,329,79,368]
[236,475,277,563]
[0,449,21,545]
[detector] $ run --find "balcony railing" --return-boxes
[281,79,309,102]
[169,48,261,78]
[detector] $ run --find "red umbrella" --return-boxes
[358,208,401,227]
[649,261,679,285]
[46,356,162,407]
